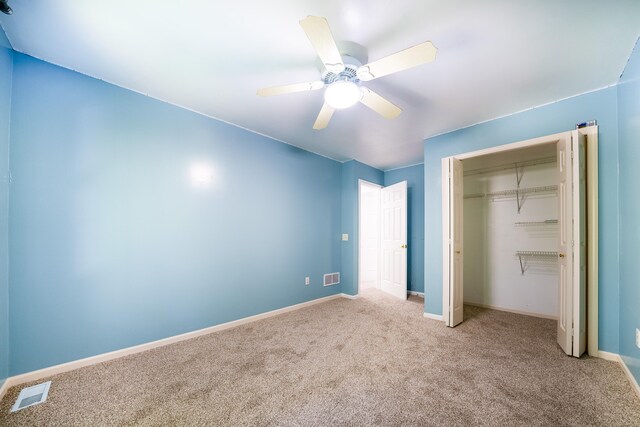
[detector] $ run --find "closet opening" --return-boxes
[462,142,559,320]
[441,127,599,357]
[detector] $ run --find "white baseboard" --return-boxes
[423,312,443,321]
[340,293,359,300]
[0,293,345,401]
[597,350,620,362]
[408,291,425,298]
[597,351,640,400]
[464,301,557,320]
[0,379,8,404]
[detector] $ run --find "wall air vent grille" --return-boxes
[324,272,340,286]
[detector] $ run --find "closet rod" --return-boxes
[464,185,557,200]
[515,220,558,226]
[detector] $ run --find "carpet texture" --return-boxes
[1,290,639,426]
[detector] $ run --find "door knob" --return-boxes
[559,253,565,258]
[456,250,461,254]
[401,244,408,248]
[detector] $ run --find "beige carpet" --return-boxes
[1,290,639,426]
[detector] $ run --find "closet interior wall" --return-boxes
[463,152,559,318]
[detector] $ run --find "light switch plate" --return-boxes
[636,328,640,349]
[305,277,310,286]
[342,233,349,241]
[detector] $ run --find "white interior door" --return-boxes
[557,133,574,354]
[381,181,407,300]
[449,158,464,326]
[572,130,587,357]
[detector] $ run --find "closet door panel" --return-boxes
[557,133,573,355]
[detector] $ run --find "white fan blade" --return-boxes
[257,81,324,97]
[357,41,437,81]
[313,103,336,130]
[359,88,402,119]
[299,16,345,74]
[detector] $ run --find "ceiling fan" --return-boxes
[257,16,437,130]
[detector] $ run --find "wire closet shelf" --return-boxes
[515,251,558,275]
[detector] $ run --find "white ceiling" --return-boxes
[1,1,639,170]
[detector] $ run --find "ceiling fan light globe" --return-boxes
[324,81,361,109]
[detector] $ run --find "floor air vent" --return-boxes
[11,381,51,412]
[324,272,340,286]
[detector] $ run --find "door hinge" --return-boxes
[572,322,574,338]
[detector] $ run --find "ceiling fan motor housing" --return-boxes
[322,56,362,85]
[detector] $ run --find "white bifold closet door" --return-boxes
[442,130,587,358]
[380,181,408,300]
[443,157,464,327]
[557,131,587,357]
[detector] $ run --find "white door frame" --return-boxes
[441,128,599,356]
[358,179,382,295]
[584,126,598,357]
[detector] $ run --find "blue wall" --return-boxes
[385,164,424,293]
[0,28,12,388]
[618,39,640,383]
[8,53,343,375]
[423,87,620,353]
[341,160,383,296]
